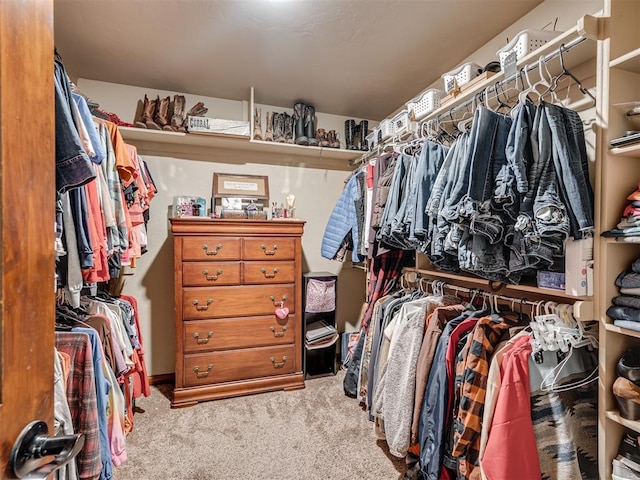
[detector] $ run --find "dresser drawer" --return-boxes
[182,262,241,286]
[183,284,296,319]
[243,261,295,284]
[243,238,295,260]
[182,237,241,261]
[183,316,296,353]
[183,345,296,386]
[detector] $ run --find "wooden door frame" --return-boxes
[0,0,55,477]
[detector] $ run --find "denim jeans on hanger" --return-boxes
[544,101,595,239]
[457,107,512,244]
[506,101,536,194]
[389,152,419,250]
[411,141,448,247]
[533,104,571,242]
[377,153,410,249]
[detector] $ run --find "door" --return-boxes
[0,0,57,478]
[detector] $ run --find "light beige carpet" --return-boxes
[113,370,406,480]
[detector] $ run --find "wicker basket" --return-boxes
[406,89,445,121]
[497,29,563,70]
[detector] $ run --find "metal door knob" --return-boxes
[10,420,84,479]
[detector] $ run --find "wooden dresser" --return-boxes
[169,218,306,407]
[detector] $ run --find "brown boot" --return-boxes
[317,128,328,147]
[135,94,153,129]
[284,113,294,144]
[155,96,171,131]
[145,96,161,130]
[265,112,274,141]
[171,95,186,132]
[254,108,263,140]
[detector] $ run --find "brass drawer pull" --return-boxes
[269,294,288,306]
[260,267,279,279]
[202,244,223,256]
[202,268,223,281]
[270,326,288,338]
[192,299,213,311]
[270,356,288,368]
[193,364,213,378]
[260,244,279,256]
[193,331,214,344]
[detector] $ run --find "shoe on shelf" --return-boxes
[317,128,328,148]
[253,107,263,140]
[293,102,308,145]
[614,376,640,420]
[265,111,274,141]
[284,112,294,144]
[135,94,153,129]
[155,96,171,131]
[305,106,318,147]
[171,95,186,132]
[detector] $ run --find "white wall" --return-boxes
[77,79,366,376]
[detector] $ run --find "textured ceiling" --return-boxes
[53,0,543,120]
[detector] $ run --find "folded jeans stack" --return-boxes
[602,183,640,242]
[607,258,640,332]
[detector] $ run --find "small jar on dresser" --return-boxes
[169,217,306,407]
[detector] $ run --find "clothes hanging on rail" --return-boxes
[344,278,598,480]
[55,291,149,479]
[54,56,157,306]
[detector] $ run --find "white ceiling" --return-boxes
[53,0,544,120]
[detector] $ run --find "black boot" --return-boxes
[359,120,369,151]
[305,105,318,147]
[345,119,357,150]
[293,102,308,145]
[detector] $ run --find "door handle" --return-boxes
[10,420,84,479]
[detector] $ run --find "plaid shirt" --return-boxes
[452,314,520,479]
[56,332,102,480]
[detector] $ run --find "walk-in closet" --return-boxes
[1,0,639,479]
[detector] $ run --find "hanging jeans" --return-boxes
[543,101,594,239]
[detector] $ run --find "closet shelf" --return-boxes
[407,267,592,302]
[414,17,597,125]
[610,47,640,74]
[606,410,640,433]
[604,323,640,339]
[119,126,360,170]
[609,142,640,158]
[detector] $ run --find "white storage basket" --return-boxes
[406,89,445,121]
[442,62,483,93]
[379,119,393,141]
[366,128,378,150]
[392,109,410,135]
[497,29,563,70]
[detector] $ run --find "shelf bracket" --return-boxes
[577,14,608,41]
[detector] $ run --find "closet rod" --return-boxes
[431,34,589,122]
[351,34,590,167]
[402,271,594,321]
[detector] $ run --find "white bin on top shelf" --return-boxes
[497,29,564,71]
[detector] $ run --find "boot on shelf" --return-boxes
[274,113,286,143]
[265,111,274,141]
[135,94,154,129]
[154,96,170,131]
[345,119,357,150]
[317,128,328,148]
[330,130,341,148]
[184,101,208,132]
[305,105,318,147]
[284,113,294,144]
[145,96,162,130]
[253,108,263,140]
[359,120,369,151]
[171,95,186,132]
[326,130,336,148]
[293,102,308,145]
